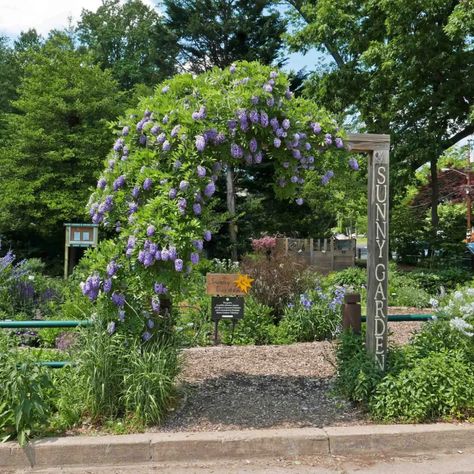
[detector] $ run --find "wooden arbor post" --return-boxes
[346,133,391,370]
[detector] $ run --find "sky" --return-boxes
[0,0,322,73]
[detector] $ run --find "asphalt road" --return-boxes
[18,450,474,474]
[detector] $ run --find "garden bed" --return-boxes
[154,321,423,433]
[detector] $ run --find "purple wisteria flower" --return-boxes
[192,106,207,120]
[142,331,152,342]
[249,110,259,123]
[178,197,187,214]
[103,278,112,293]
[174,160,182,170]
[118,310,125,322]
[282,119,290,130]
[324,133,332,145]
[131,186,140,198]
[154,282,168,295]
[169,188,177,199]
[111,292,125,308]
[122,126,130,136]
[156,132,166,144]
[81,274,101,301]
[162,140,171,151]
[300,293,312,309]
[260,111,269,127]
[203,230,212,241]
[106,260,118,277]
[147,319,155,329]
[263,83,273,93]
[143,177,153,190]
[190,252,199,264]
[195,135,206,152]
[139,134,147,146]
[175,258,184,272]
[254,152,262,164]
[127,236,136,249]
[335,137,344,149]
[296,198,304,205]
[113,175,125,191]
[161,249,170,261]
[150,125,160,136]
[270,117,279,130]
[231,143,243,159]
[266,96,275,107]
[311,122,322,134]
[251,96,259,105]
[128,202,138,214]
[229,63,236,73]
[349,157,359,171]
[151,297,160,313]
[113,138,124,152]
[197,165,206,178]
[193,203,202,215]
[193,239,203,251]
[290,176,298,183]
[162,85,170,93]
[321,170,335,185]
[97,178,107,189]
[204,181,216,197]
[147,225,155,237]
[179,180,190,191]
[249,137,258,153]
[162,114,169,124]
[171,125,181,137]
[274,138,281,148]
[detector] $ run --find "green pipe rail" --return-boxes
[2,314,433,368]
[0,320,93,328]
[361,314,434,322]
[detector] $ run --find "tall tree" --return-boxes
[77,0,178,90]
[0,33,123,263]
[286,0,474,232]
[163,0,287,72]
[163,0,287,258]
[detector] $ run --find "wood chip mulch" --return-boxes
[155,313,426,433]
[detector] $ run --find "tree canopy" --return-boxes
[0,33,123,260]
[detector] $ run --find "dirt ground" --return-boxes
[155,316,425,433]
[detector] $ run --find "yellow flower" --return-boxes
[234,273,254,294]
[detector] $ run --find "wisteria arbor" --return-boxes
[82,61,390,368]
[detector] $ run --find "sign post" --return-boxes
[206,273,252,345]
[64,223,99,279]
[347,134,390,370]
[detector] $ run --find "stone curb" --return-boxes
[1,423,473,470]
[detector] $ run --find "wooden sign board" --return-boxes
[206,273,246,296]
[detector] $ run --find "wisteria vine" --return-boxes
[82,61,356,341]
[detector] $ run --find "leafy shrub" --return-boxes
[325,266,366,291]
[0,333,54,445]
[240,253,309,317]
[388,270,431,307]
[274,287,344,343]
[221,297,274,345]
[334,331,383,405]
[408,267,472,295]
[370,350,474,422]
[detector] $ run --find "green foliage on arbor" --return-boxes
[163,0,287,72]
[77,0,179,90]
[0,33,123,258]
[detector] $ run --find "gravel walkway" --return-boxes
[156,318,425,432]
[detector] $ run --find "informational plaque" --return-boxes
[211,296,244,321]
[206,273,246,296]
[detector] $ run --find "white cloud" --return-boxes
[0,0,157,39]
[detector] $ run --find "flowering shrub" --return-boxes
[274,286,345,343]
[82,61,352,340]
[433,287,474,337]
[251,235,277,253]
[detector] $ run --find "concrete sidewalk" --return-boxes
[1,423,473,471]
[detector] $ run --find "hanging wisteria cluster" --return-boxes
[82,61,355,341]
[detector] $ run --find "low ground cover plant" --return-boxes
[336,285,474,422]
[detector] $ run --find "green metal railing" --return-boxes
[1,320,94,368]
[2,314,434,368]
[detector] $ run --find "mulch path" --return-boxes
[154,311,426,433]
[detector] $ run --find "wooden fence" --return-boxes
[275,238,356,273]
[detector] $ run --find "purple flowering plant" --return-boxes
[84,61,351,341]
